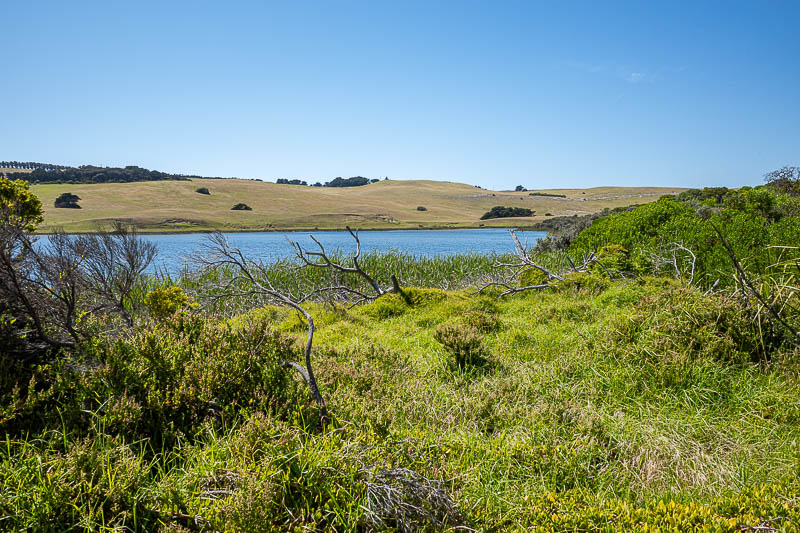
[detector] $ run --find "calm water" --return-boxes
[138,228,547,274]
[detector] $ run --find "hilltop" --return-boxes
[26,177,684,233]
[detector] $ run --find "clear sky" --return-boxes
[1,1,798,190]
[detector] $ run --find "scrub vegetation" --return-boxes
[1,173,799,531]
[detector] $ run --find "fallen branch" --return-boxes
[711,222,799,341]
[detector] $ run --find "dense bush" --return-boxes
[54,192,81,208]
[529,192,567,198]
[195,186,210,195]
[480,206,534,220]
[416,205,427,211]
[231,203,252,211]
[434,323,487,368]
[569,188,800,289]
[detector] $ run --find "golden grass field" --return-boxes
[13,174,685,233]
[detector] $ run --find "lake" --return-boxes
[138,228,547,274]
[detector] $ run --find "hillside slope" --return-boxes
[29,178,685,232]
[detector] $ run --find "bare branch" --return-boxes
[195,232,329,425]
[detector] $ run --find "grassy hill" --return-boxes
[27,177,685,233]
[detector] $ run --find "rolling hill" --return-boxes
[25,178,686,233]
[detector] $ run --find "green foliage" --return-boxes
[360,288,447,320]
[7,164,192,184]
[434,323,487,368]
[555,271,610,294]
[480,205,534,220]
[231,202,252,211]
[195,186,210,195]
[144,286,191,319]
[3,251,800,530]
[416,205,427,211]
[569,189,800,295]
[324,176,370,187]
[0,177,44,231]
[595,244,631,276]
[529,191,567,198]
[53,192,81,208]
[519,267,549,287]
[461,310,501,333]
[609,278,764,366]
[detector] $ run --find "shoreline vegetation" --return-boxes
[2,171,799,530]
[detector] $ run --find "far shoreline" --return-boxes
[36,222,550,236]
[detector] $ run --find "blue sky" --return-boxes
[1,1,798,189]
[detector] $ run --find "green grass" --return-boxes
[27,178,685,233]
[2,272,799,531]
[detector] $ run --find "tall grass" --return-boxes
[173,248,574,314]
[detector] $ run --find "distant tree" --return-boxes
[277,178,308,186]
[324,176,370,188]
[54,192,81,209]
[195,187,210,195]
[480,206,534,220]
[231,203,252,211]
[515,185,527,192]
[370,179,379,184]
[312,182,322,187]
[764,166,800,196]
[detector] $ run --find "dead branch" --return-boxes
[194,232,329,425]
[361,467,465,533]
[475,230,597,297]
[288,225,403,304]
[711,222,799,341]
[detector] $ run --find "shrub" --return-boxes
[461,310,500,333]
[434,324,486,368]
[8,315,301,443]
[480,206,534,220]
[54,192,81,208]
[594,244,631,277]
[195,187,210,195]
[529,192,567,198]
[416,206,427,211]
[144,286,191,319]
[608,278,763,366]
[518,267,549,288]
[231,203,252,211]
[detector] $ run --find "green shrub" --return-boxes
[361,288,447,320]
[144,286,191,319]
[480,206,534,220]
[518,267,549,287]
[434,324,486,368]
[53,192,81,208]
[231,203,252,211]
[554,271,610,294]
[461,310,501,333]
[93,316,300,440]
[416,205,427,211]
[594,244,631,277]
[195,187,210,195]
[608,279,762,366]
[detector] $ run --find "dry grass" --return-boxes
[29,178,685,233]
